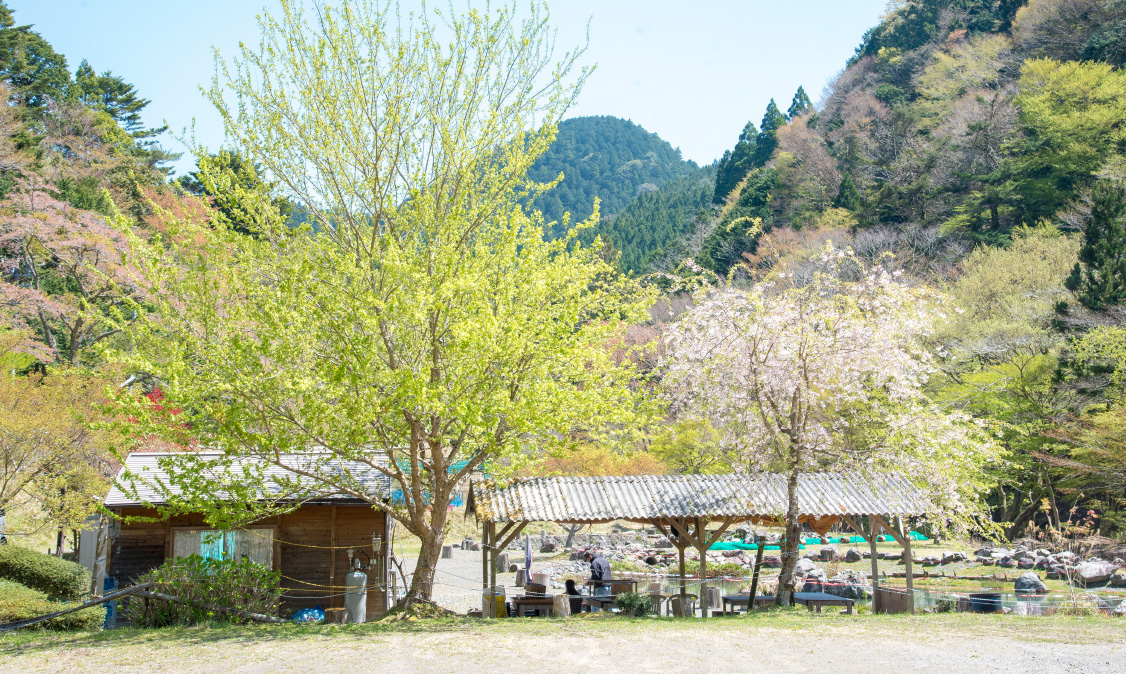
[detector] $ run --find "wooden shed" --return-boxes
[103,452,394,620]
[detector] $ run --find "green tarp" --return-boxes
[708,541,805,551]
[801,531,930,545]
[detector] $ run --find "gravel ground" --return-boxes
[2,616,1122,674]
[400,545,547,613]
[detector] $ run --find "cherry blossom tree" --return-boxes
[0,178,144,365]
[662,245,1002,605]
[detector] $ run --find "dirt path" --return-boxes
[2,616,1122,674]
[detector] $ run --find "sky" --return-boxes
[12,1,889,177]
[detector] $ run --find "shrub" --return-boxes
[614,591,650,617]
[0,546,89,600]
[121,555,282,627]
[0,579,103,631]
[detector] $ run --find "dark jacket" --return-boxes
[589,555,611,584]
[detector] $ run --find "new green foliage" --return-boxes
[122,555,282,627]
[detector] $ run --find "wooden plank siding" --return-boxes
[108,504,389,619]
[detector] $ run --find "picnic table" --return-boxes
[581,595,618,612]
[511,596,554,617]
[793,591,855,614]
[720,594,777,614]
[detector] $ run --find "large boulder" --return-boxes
[1110,570,1126,588]
[1014,572,1048,594]
[802,549,820,561]
[1076,561,1116,586]
[824,570,870,600]
[801,568,828,593]
[1017,558,1035,570]
[795,558,818,575]
[999,557,1017,569]
[819,545,839,562]
[762,555,782,569]
[941,551,967,564]
[539,541,557,553]
[844,548,863,562]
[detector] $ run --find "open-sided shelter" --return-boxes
[103,451,394,620]
[468,472,932,614]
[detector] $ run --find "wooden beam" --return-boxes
[488,522,497,591]
[871,515,906,546]
[838,515,868,540]
[495,522,528,553]
[703,517,737,548]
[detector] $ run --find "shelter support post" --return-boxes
[748,537,765,610]
[895,516,915,614]
[481,521,490,591]
[695,518,706,619]
[488,522,497,590]
[868,517,880,613]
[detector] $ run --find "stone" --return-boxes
[845,548,863,562]
[862,550,872,559]
[1034,557,1052,570]
[882,551,902,561]
[1014,571,1047,594]
[999,557,1017,568]
[1056,551,1077,563]
[762,555,782,569]
[941,551,964,564]
[1110,570,1126,588]
[820,536,832,545]
[795,558,818,575]
[1076,561,1116,586]
[803,549,819,560]
[539,541,557,553]
[1035,548,1051,558]
[508,563,519,573]
[825,570,870,600]
[819,545,839,562]
[1017,558,1035,569]
[921,555,941,566]
[982,557,996,566]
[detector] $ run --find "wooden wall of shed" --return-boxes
[109,504,388,619]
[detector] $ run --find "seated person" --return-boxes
[564,579,581,595]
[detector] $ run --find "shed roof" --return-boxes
[104,451,392,507]
[468,473,930,524]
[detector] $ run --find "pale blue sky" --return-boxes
[13,1,888,176]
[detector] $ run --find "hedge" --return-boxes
[0,546,90,600]
[0,579,103,631]
[121,555,282,627]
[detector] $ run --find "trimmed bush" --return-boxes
[0,546,89,600]
[614,591,650,617]
[121,555,282,627]
[0,579,103,631]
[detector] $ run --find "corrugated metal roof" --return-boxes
[104,451,392,507]
[469,473,930,523]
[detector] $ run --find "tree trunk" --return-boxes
[775,467,802,607]
[564,523,582,549]
[1005,492,1042,541]
[403,500,449,605]
[55,528,65,557]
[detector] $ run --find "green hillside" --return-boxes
[528,116,698,238]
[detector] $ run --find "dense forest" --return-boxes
[525,116,698,238]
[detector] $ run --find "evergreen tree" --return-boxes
[787,85,812,120]
[0,1,70,108]
[834,171,861,212]
[712,121,757,203]
[751,99,786,166]
[74,60,150,133]
[1066,182,1126,309]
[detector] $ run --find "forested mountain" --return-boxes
[584,165,716,274]
[667,0,1126,539]
[527,116,698,238]
[698,0,1126,281]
